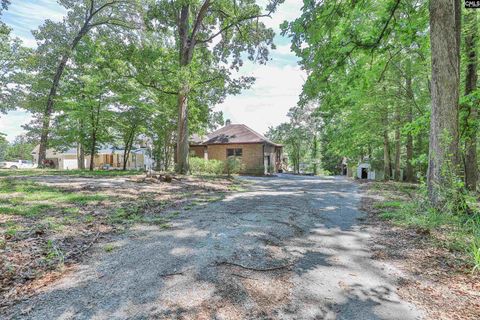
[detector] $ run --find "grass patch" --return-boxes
[0,179,107,216]
[0,169,141,178]
[371,182,480,272]
[104,243,117,252]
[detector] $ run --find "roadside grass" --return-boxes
[368,181,480,272]
[0,179,106,217]
[0,168,141,178]
[0,174,240,305]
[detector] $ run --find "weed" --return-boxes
[104,244,116,252]
[471,240,480,273]
[83,214,94,223]
[44,239,64,266]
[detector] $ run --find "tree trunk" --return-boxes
[405,65,415,182]
[176,84,190,174]
[122,127,136,171]
[122,149,129,171]
[89,134,96,172]
[89,98,101,171]
[383,131,392,180]
[427,0,461,206]
[78,143,85,170]
[383,112,392,180]
[394,105,401,181]
[78,119,85,170]
[312,134,318,175]
[464,10,478,191]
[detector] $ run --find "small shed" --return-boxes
[357,163,376,180]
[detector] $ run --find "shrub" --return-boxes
[189,157,224,175]
[224,157,243,176]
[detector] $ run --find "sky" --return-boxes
[0,0,306,142]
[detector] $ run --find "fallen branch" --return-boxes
[216,261,294,272]
[231,273,257,280]
[159,271,185,277]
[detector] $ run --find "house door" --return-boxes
[361,168,368,179]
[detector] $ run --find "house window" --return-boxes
[227,148,242,157]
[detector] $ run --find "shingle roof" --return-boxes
[200,124,281,146]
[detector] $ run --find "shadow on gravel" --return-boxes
[5,175,418,319]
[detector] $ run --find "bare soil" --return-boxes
[0,174,237,311]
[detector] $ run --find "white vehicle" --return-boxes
[0,160,37,169]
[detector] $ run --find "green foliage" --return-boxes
[0,179,107,217]
[0,19,30,112]
[471,240,480,273]
[0,135,35,161]
[267,104,320,174]
[280,0,431,177]
[189,157,224,175]
[224,157,243,176]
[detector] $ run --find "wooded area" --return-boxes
[1,0,281,172]
[0,0,479,208]
[267,0,479,210]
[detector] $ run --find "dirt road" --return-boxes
[7,175,422,319]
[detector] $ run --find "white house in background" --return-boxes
[357,162,377,180]
[31,145,153,170]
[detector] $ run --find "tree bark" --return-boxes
[394,105,401,181]
[78,143,85,170]
[427,0,461,206]
[312,134,318,175]
[175,2,213,174]
[405,64,415,182]
[463,10,478,191]
[383,111,392,180]
[78,119,85,170]
[122,126,136,171]
[89,98,101,171]
[176,84,190,174]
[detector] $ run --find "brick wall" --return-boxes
[190,146,205,158]
[206,143,264,175]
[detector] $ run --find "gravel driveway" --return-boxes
[7,175,422,320]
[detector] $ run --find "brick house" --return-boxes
[188,123,285,175]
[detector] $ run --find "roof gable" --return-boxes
[202,124,280,146]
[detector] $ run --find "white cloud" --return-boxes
[274,43,293,55]
[214,0,304,135]
[259,0,303,32]
[0,111,32,142]
[18,36,37,48]
[3,0,66,47]
[214,63,306,134]
[7,0,66,25]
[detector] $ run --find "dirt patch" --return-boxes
[0,174,239,311]
[359,182,480,320]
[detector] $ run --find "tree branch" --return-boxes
[196,12,272,44]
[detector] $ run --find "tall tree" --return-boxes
[35,0,138,166]
[427,0,461,206]
[147,0,282,173]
